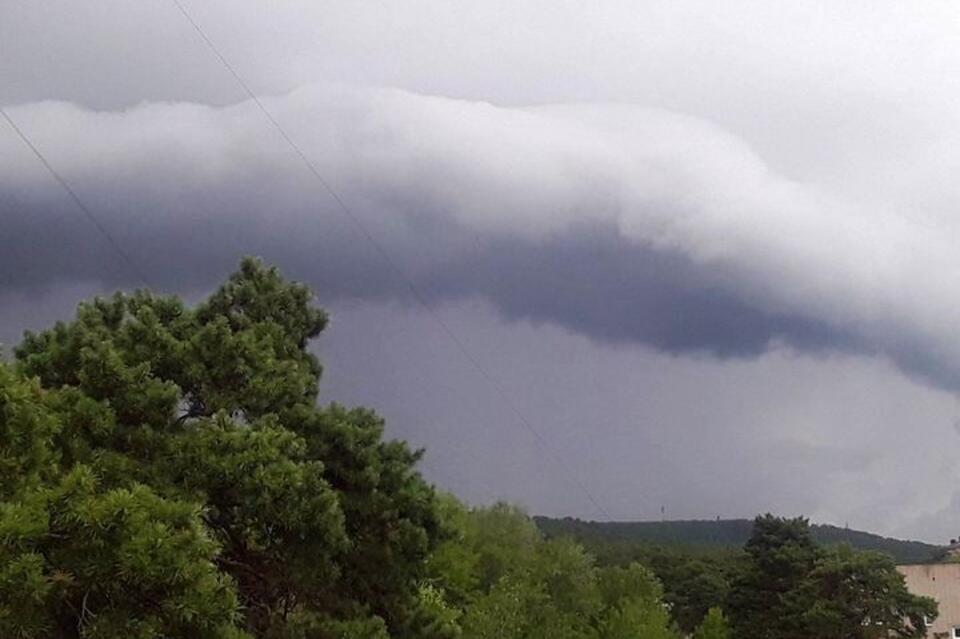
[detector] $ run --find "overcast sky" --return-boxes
[5,0,960,542]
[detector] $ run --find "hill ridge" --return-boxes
[534,516,944,565]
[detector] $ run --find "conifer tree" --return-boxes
[2,258,447,637]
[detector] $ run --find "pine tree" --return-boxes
[2,258,448,637]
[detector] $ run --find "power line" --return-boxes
[165,0,612,519]
[0,107,155,290]
[3,90,520,507]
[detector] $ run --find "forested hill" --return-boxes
[535,517,944,564]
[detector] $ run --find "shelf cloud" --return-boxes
[7,0,960,540]
[3,86,959,390]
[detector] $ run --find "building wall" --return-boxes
[898,564,960,639]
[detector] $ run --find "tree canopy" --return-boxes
[427,500,680,639]
[727,515,936,639]
[2,258,445,638]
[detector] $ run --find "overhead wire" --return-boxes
[2,2,613,520]
[165,0,612,520]
[0,107,155,290]
[168,0,612,520]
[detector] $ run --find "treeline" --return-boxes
[428,504,937,639]
[423,499,681,639]
[0,259,937,638]
[535,516,943,565]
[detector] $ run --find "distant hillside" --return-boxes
[534,517,944,565]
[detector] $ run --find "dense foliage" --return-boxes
[727,515,936,639]
[0,259,941,638]
[426,500,680,639]
[692,607,730,639]
[550,535,740,633]
[542,515,937,638]
[1,259,443,638]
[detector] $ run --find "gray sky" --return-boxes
[4,0,960,542]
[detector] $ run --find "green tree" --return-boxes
[428,503,680,639]
[468,502,542,590]
[727,514,819,639]
[2,258,446,637]
[450,504,600,639]
[534,519,737,634]
[797,546,936,639]
[459,575,546,639]
[597,597,675,639]
[597,563,677,639]
[597,563,663,611]
[425,494,482,608]
[728,515,936,639]
[692,607,730,639]
[658,557,731,633]
[0,365,245,638]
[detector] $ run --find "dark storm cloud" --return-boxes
[425,225,860,358]
[428,226,960,392]
[319,299,960,542]
[0,183,386,299]
[8,160,955,396]
[2,179,851,361]
[3,88,960,393]
[9,0,960,540]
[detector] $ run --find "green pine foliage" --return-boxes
[2,258,445,637]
